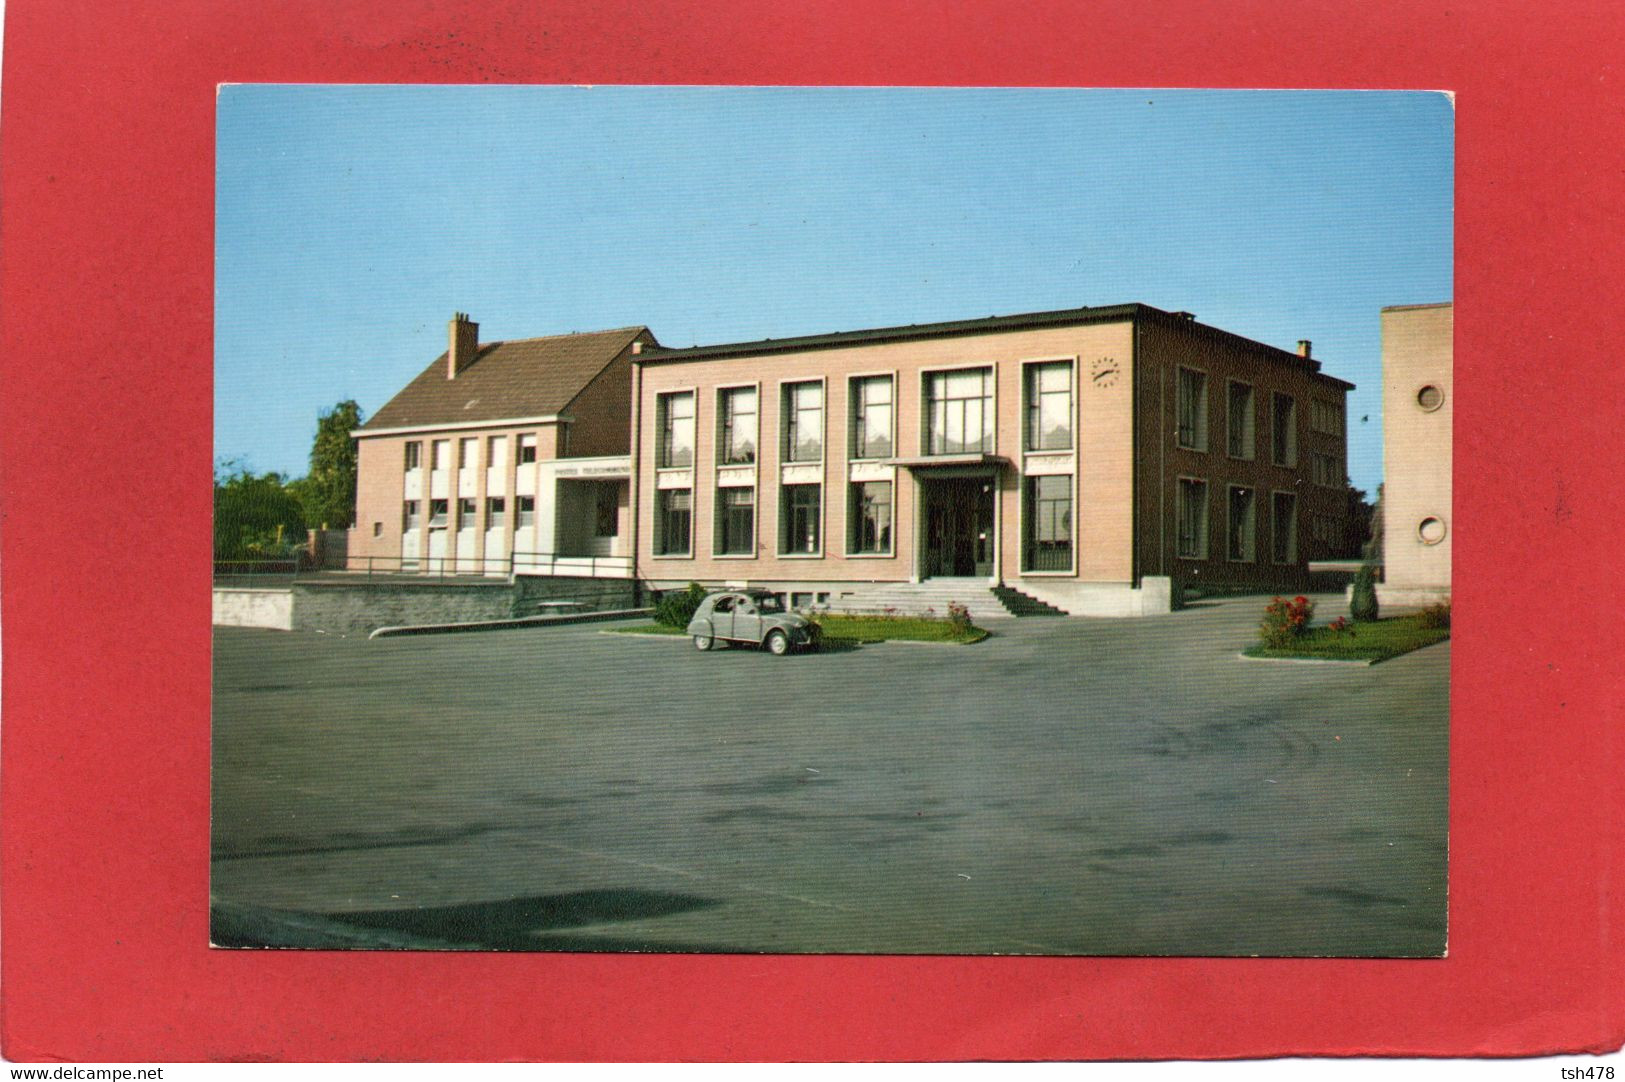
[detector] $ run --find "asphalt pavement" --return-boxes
[211,594,1449,956]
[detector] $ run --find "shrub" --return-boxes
[1260,594,1315,648]
[1416,600,1452,629]
[945,601,973,632]
[1350,561,1380,622]
[654,582,708,628]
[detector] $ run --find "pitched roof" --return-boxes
[361,326,647,431]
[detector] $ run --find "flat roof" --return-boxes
[636,302,1355,390]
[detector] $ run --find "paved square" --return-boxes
[211,596,1448,955]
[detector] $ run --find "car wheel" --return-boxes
[691,621,714,651]
[765,629,790,656]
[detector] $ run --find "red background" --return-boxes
[3,0,1622,1062]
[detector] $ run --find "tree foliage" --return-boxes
[298,399,362,529]
[214,459,308,560]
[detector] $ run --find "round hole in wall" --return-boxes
[1417,516,1447,545]
[1416,384,1445,411]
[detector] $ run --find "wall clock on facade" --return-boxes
[1091,356,1121,387]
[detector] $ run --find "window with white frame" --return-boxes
[780,484,821,554]
[850,375,894,459]
[657,392,695,468]
[518,434,538,465]
[1177,367,1208,451]
[431,440,450,471]
[1025,362,1073,451]
[1272,393,1297,467]
[1177,478,1209,559]
[655,489,691,555]
[404,442,422,470]
[485,496,505,526]
[1023,474,1073,571]
[716,487,755,554]
[1228,486,1256,562]
[719,386,757,465]
[783,381,823,462]
[1272,491,1298,563]
[458,438,477,470]
[402,500,421,530]
[848,481,892,555]
[924,368,993,455]
[428,499,449,527]
[1227,381,1255,459]
[515,495,535,528]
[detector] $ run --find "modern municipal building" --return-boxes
[630,303,1354,616]
[343,303,1353,617]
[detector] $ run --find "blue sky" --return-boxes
[216,86,1453,495]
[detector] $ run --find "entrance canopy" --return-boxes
[886,452,1010,472]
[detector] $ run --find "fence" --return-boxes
[215,550,634,584]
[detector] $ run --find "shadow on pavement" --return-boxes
[213,889,721,951]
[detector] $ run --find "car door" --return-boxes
[709,595,735,640]
[732,595,763,644]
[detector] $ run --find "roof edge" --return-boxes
[636,304,1150,364]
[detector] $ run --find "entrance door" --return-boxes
[923,477,995,578]
[427,527,448,572]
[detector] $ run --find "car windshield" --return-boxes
[753,594,786,614]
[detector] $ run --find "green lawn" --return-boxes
[812,614,988,645]
[609,615,988,646]
[1244,612,1450,664]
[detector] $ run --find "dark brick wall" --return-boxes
[511,574,639,614]
[291,580,515,634]
[288,575,642,634]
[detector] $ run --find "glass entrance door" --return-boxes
[923,476,995,577]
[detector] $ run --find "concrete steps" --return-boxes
[827,578,1065,621]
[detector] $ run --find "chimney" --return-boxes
[448,312,479,378]
[1297,339,1312,359]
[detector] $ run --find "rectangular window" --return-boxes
[487,435,507,469]
[404,442,422,470]
[783,381,824,462]
[718,386,757,465]
[780,484,821,554]
[1228,486,1257,562]
[1273,492,1298,563]
[1227,381,1255,459]
[655,489,691,555]
[850,375,894,459]
[431,439,450,470]
[1023,474,1073,571]
[925,368,994,454]
[1025,363,1073,451]
[518,434,538,465]
[1177,367,1208,451]
[716,487,755,555]
[1177,478,1209,559]
[516,495,535,528]
[458,438,477,469]
[485,497,505,526]
[458,497,477,523]
[402,500,421,530]
[1311,399,1345,436]
[428,499,449,527]
[1272,393,1297,467]
[848,480,893,555]
[657,392,695,468]
[1311,452,1343,487]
